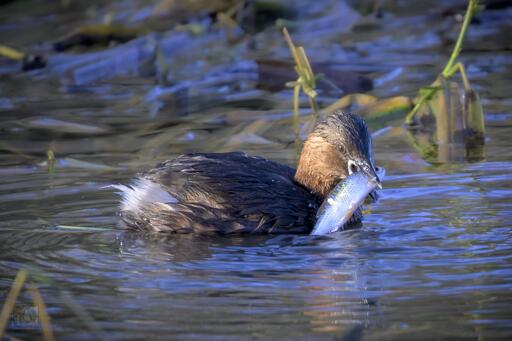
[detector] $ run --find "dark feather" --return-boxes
[120,152,318,234]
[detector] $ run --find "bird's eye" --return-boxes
[348,160,359,174]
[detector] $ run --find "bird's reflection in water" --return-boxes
[295,232,373,337]
[116,230,374,338]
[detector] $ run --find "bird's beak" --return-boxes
[361,161,382,190]
[361,160,383,203]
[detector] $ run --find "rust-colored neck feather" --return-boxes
[294,135,346,198]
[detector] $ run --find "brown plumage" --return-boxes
[114,111,380,234]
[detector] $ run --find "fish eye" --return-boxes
[348,160,359,175]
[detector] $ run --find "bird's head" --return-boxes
[295,111,381,198]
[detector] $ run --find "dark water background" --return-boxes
[1,0,511,339]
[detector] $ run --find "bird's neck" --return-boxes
[294,136,345,198]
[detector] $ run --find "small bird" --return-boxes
[113,111,381,234]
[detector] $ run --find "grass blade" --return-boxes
[27,284,54,341]
[0,270,28,338]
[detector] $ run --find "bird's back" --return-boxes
[115,152,318,234]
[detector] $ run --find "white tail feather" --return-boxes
[108,178,177,213]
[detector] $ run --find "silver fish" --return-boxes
[311,169,384,236]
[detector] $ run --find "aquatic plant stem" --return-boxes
[27,266,107,341]
[308,96,319,120]
[441,0,478,78]
[0,269,28,338]
[27,284,55,341]
[293,84,300,136]
[0,270,55,341]
[283,27,319,121]
[405,90,430,124]
[0,44,24,60]
[444,62,470,91]
[405,0,478,124]
[47,150,56,174]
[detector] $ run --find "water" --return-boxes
[1,0,512,339]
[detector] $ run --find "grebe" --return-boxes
[114,111,380,234]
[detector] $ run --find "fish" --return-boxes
[311,168,384,236]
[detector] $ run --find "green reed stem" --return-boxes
[441,0,478,78]
[405,0,478,124]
